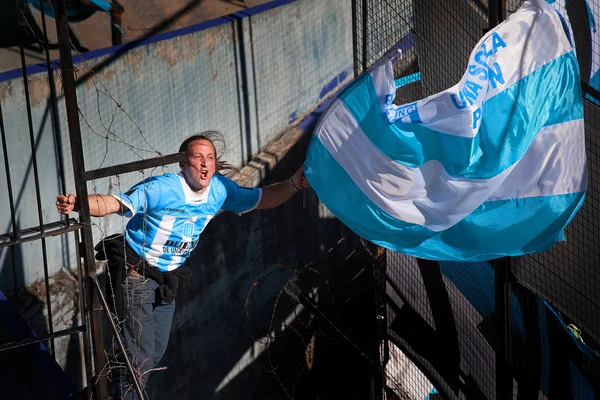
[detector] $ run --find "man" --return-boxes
[56,131,309,399]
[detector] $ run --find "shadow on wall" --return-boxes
[384,255,600,399]
[0,1,356,397]
[145,132,382,399]
[0,1,41,50]
[0,255,83,399]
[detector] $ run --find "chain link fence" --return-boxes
[353,0,600,398]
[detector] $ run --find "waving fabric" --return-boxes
[304,0,587,261]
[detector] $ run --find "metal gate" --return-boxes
[0,1,190,398]
[352,0,600,399]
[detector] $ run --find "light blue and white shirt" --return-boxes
[113,172,261,272]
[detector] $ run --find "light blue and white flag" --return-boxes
[305,0,587,261]
[550,0,600,104]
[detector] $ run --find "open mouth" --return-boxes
[200,169,209,179]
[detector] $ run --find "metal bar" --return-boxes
[0,219,82,249]
[248,18,261,152]
[110,1,124,46]
[488,2,511,399]
[73,0,205,90]
[361,0,368,72]
[0,326,86,352]
[0,103,19,252]
[494,257,513,400]
[12,0,35,355]
[0,99,23,347]
[37,11,75,387]
[581,80,600,100]
[39,0,69,224]
[75,229,95,400]
[51,0,108,397]
[488,0,498,27]
[85,152,185,181]
[471,0,488,16]
[90,275,147,400]
[15,0,57,358]
[352,0,359,78]
[488,0,506,29]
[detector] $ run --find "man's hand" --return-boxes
[56,194,77,215]
[258,165,311,209]
[291,166,310,190]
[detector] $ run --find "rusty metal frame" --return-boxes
[0,0,190,398]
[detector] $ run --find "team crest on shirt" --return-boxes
[183,222,195,237]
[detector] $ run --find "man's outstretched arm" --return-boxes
[56,194,123,217]
[257,166,310,209]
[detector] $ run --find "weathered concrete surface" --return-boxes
[0,0,273,73]
[0,0,353,287]
[3,123,381,398]
[0,0,360,396]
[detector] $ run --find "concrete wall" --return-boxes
[0,0,353,287]
[0,1,362,396]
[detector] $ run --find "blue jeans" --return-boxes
[110,276,175,400]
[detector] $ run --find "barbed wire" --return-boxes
[18,3,163,168]
[15,2,388,399]
[243,235,384,399]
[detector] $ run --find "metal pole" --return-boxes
[110,1,124,46]
[488,0,506,28]
[351,0,359,77]
[74,230,95,400]
[90,276,146,399]
[488,3,511,399]
[361,0,368,72]
[14,0,56,358]
[39,0,68,209]
[51,0,108,397]
[487,1,512,398]
[493,257,512,399]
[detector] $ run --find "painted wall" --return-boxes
[0,1,360,396]
[0,0,353,287]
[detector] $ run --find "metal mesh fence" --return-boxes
[1,1,381,399]
[353,0,600,399]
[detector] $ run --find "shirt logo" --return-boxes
[183,222,195,237]
[162,207,185,213]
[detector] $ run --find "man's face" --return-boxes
[180,139,216,193]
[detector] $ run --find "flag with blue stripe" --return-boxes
[304,0,587,262]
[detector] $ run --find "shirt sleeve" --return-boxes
[219,175,262,215]
[112,176,162,218]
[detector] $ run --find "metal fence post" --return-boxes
[488,3,513,399]
[51,0,109,397]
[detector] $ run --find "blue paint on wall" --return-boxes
[0,0,355,287]
[226,0,296,19]
[288,110,298,124]
[297,98,330,132]
[295,69,352,133]
[0,0,299,83]
[319,70,349,99]
[398,31,415,52]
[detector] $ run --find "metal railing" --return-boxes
[353,0,600,399]
[0,0,194,398]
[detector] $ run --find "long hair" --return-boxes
[179,131,239,176]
